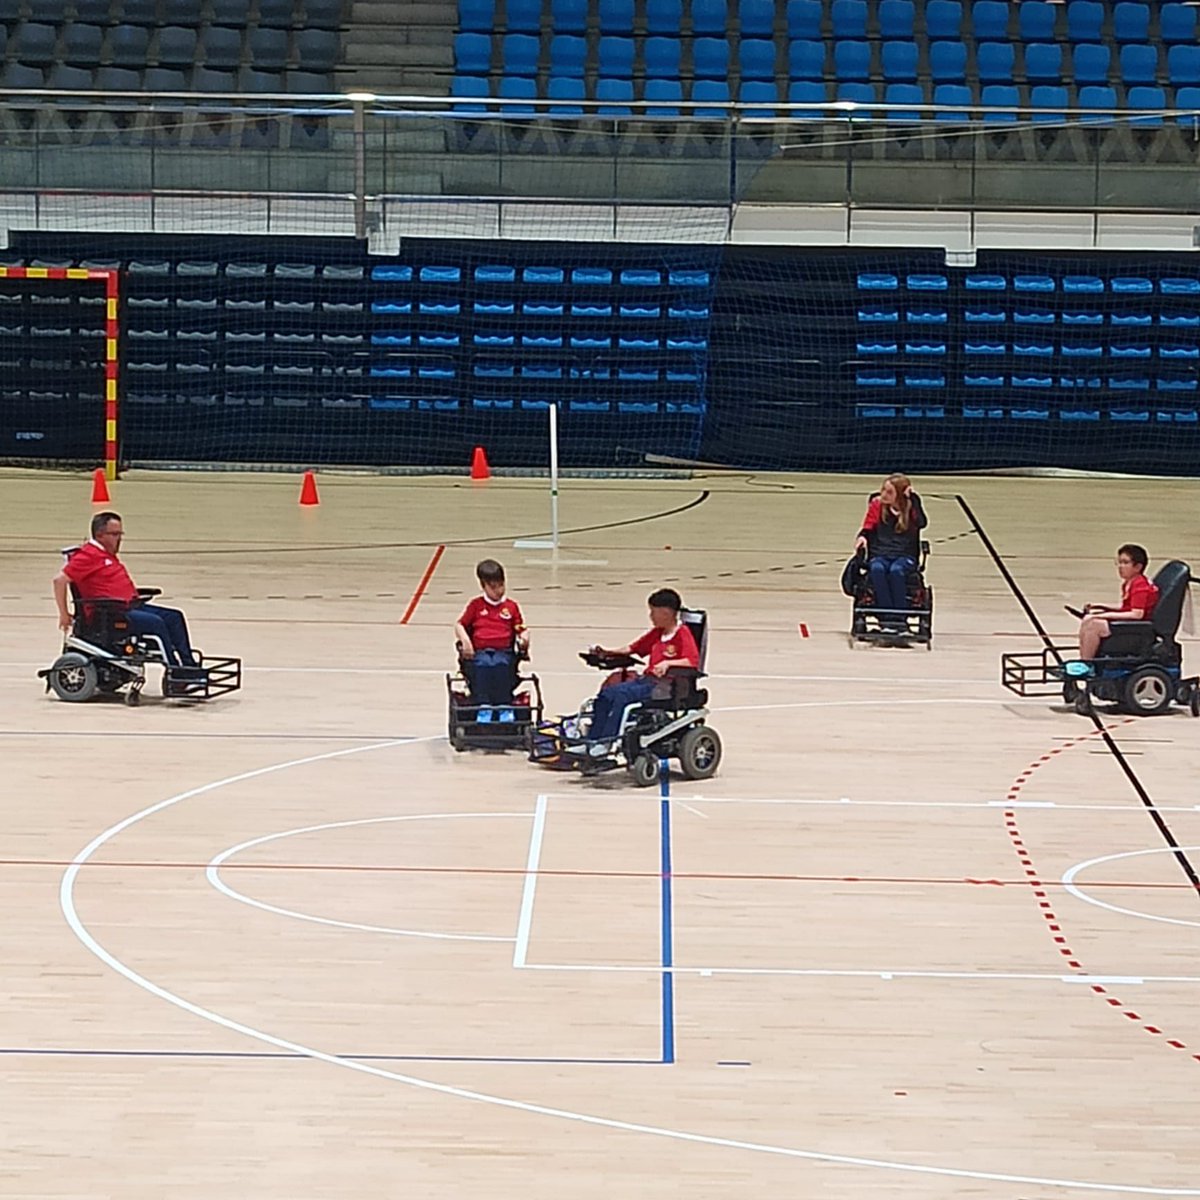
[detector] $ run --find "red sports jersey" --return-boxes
[458,595,526,650]
[1122,573,1159,619]
[629,622,699,675]
[61,540,137,602]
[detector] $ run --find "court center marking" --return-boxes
[59,741,1200,1196]
[207,813,530,944]
[513,794,548,969]
[1063,846,1200,931]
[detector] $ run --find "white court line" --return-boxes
[518,963,1200,984]
[1062,846,1200,931]
[677,802,708,820]
[207,813,529,944]
[513,794,548,969]
[720,698,1020,713]
[57,742,1200,1196]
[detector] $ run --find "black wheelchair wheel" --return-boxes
[629,753,660,788]
[1073,688,1092,716]
[48,653,98,702]
[1122,666,1173,716]
[1062,679,1079,704]
[679,725,722,780]
[1191,686,1200,718]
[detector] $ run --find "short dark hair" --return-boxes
[476,558,505,585]
[647,587,682,613]
[1118,543,1149,570]
[91,511,121,537]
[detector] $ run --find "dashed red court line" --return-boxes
[1003,719,1200,1067]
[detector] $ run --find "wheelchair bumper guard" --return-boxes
[1000,647,1075,697]
[167,654,242,700]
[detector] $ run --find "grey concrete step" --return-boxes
[350,1,453,25]
[339,66,452,93]
[343,40,454,67]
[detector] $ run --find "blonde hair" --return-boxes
[884,473,913,533]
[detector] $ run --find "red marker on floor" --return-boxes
[798,623,810,639]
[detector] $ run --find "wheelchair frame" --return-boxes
[445,651,544,751]
[848,539,934,650]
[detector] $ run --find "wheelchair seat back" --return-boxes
[681,607,708,673]
[1150,560,1191,641]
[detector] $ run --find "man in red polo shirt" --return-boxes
[1078,542,1160,660]
[53,511,199,671]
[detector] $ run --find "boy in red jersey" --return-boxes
[454,559,529,722]
[583,587,698,756]
[1078,543,1160,660]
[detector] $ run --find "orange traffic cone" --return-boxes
[299,470,320,506]
[470,446,491,481]
[91,468,110,503]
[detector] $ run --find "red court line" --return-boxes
[399,543,446,625]
[1,857,1194,888]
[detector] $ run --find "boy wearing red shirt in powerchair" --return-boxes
[453,558,530,724]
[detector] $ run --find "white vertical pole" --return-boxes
[549,401,560,551]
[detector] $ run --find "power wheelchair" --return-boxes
[1001,559,1199,717]
[38,547,242,705]
[527,608,722,786]
[446,647,544,751]
[844,540,934,649]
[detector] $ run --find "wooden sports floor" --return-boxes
[3,467,1200,1199]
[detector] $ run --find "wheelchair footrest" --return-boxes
[1000,647,1076,697]
[167,654,242,700]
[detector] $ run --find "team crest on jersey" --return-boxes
[664,644,677,657]
[499,606,512,620]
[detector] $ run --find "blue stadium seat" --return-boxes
[739,79,777,116]
[971,1,1009,40]
[645,36,682,76]
[933,82,973,121]
[157,26,200,68]
[881,40,917,82]
[506,0,543,32]
[740,0,775,36]
[788,39,824,80]
[451,75,490,113]
[645,76,683,114]
[118,0,157,23]
[456,33,493,73]
[929,40,966,83]
[693,78,731,117]
[551,0,587,31]
[95,65,139,89]
[1072,43,1110,85]
[1160,4,1197,44]
[598,0,634,31]
[209,0,250,23]
[1120,43,1157,85]
[1078,84,1117,122]
[192,65,235,94]
[976,42,1015,84]
[258,0,296,25]
[1018,1,1056,41]
[693,37,729,77]
[1127,84,1166,125]
[786,0,822,39]
[303,0,345,29]
[287,70,331,92]
[1174,85,1200,125]
[598,35,634,75]
[831,0,867,39]
[248,26,290,70]
[14,23,58,67]
[1024,44,1062,83]
[46,63,94,94]
[499,74,537,114]
[739,39,776,80]
[1066,1,1102,42]
[837,80,876,116]
[548,74,585,113]
[526,266,564,283]
[646,0,682,32]
[834,40,870,81]
[787,79,828,115]
[203,26,243,70]
[1029,84,1066,121]
[63,24,104,68]
[1168,45,1200,87]
[690,0,727,34]
[1112,2,1149,43]
[75,0,113,21]
[295,29,340,71]
[503,32,540,74]
[459,0,494,31]
[981,83,1019,122]
[885,81,925,121]
[878,0,914,38]
[550,34,586,75]
[924,0,962,39]
[596,76,634,114]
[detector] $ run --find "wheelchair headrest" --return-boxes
[1151,560,1192,638]
[681,607,708,671]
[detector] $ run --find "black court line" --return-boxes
[956,493,1200,902]
[0,1047,659,1064]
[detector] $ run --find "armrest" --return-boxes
[581,650,642,670]
[137,587,161,598]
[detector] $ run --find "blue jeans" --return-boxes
[868,556,916,615]
[469,648,516,706]
[125,604,197,668]
[590,676,657,740]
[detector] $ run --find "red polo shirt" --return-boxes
[458,595,526,650]
[61,540,137,602]
[1122,573,1159,619]
[629,622,699,675]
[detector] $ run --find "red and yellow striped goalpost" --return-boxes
[0,264,120,481]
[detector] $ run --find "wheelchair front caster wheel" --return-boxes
[125,688,141,707]
[1073,690,1092,716]
[630,754,659,788]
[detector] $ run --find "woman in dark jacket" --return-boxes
[854,473,927,621]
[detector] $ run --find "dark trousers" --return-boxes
[469,648,516,706]
[590,676,657,740]
[868,556,916,614]
[126,604,197,667]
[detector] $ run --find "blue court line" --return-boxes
[659,763,677,1065]
[0,1048,660,1065]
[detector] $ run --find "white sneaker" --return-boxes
[589,739,615,758]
